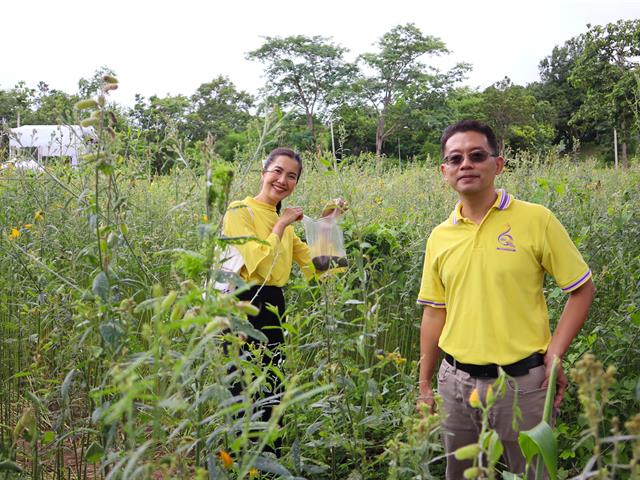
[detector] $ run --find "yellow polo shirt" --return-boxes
[222,197,313,287]
[417,189,592,365]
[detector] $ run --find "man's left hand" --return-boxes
[541,352,567,409]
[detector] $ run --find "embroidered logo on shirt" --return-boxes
[497,225,516,252]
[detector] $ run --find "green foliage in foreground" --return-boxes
[0,148,639,479]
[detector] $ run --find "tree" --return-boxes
[78,66,117,98]
[452,78,555,153]
[355,23,456,156]
[247,35,354,144]
[569,19,640,166]
[129,93,190,172]
[536,39,586,151]
[30,82,79,125]
[186,76,253,143]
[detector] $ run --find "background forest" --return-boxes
[1,20,639,169]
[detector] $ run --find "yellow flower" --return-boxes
[202,214,209,222]
[9,228,20,240]
[34,211,45,222]
[218,450,233,469]
[386,351,407,366]
[468,388,482,408]
[249,468,259,478]
[23,224,33,230]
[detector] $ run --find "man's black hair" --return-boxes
[440,120,499,155]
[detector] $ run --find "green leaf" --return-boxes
[230,318,268,343]
[518,421,557,480]
[42,430,56,444]
[0,460,23,473]
[99,321,125,348]
[92,271,109,301]
[486,430,504,466]
[502,473,524,480]
[61,369,77,405]
[85,441,105,463]
[252,455,292,476]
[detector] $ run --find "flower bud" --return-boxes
[469,388,482,408]
[218,450,233,469]
[486,385,495,407]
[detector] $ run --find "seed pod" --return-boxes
[103,83,118,92]
[236,301,260,316]
[81,118,99,128]
[463,467,480,479]
[152,284,164,298]
[98,95,106,107]
[75,99,99,110]
[180,279,196,292]
[161,290,178,311]
[102,75,119,84]
[454,443,481,460]
[204,316,231,334]
[170,303,186,321]
[106,127,116,140]
[13,407,35,441]
[108,111,117,126]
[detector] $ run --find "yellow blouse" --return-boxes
[222,196,313,287]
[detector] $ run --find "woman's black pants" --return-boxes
[232,285,285,423]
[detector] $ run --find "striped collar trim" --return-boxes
[450,189,512,225]
[495,189,512,210]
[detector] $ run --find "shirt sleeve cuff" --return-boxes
[417,298,446,308]
[560,269,592,293]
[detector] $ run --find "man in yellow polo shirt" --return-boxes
[416,120,595,478]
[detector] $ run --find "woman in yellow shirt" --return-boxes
[222,146,342,424]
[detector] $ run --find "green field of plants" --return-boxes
[1,103,639,480]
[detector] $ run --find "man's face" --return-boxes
[440,131,504,196]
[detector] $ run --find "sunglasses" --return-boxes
[443,150,498,166]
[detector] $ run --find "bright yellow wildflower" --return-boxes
[468,388,482,408]
[218,450,233,469]
[23,224,33,230]
[386,351,407,366]
[34,211,45,222]
[9,228,20,240]
[249,468,259,478]
[202,214,209,222]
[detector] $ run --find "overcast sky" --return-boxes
[2,0,638,107]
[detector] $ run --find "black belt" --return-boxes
[444,352,545,378]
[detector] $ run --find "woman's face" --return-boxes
[259,155,301,205]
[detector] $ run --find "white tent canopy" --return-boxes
[9,125,95,167]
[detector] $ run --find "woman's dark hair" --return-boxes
[440,120,499,156]
[263,147,303,214]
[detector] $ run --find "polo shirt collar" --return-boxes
[450,189,513,225]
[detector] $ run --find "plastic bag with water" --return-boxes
[302,213,347,272]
